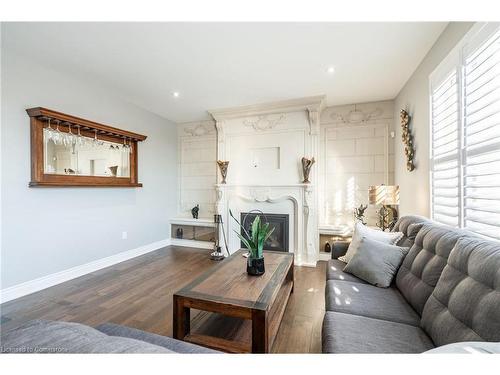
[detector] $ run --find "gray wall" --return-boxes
[1,48,177,288]
[393,22,474,217]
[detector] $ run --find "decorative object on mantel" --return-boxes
[210,214,227,261]
[26,107,146,187]
[217,160,229,184]
[368,185,400,231]
[191,204,200,219]
[400,109,415,172]
[324,242,331,253]
[354,204,368,225]
[301,157,315,183]
[230,209,275,276]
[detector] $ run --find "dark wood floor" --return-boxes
[0,246,326,353]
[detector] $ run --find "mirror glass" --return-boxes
[43,128,131,177]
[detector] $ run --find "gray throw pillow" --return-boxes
[343,236,409,288]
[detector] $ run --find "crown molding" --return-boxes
[208,95,326,121]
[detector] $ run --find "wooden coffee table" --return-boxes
[173,249,294,353]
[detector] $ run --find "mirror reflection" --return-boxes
[43,125,131,177]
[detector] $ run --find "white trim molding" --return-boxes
[0,239,171,304]
[208,95,326,121]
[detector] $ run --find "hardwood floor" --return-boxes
[0,246,326,353]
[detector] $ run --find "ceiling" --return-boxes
[3,22,447,123]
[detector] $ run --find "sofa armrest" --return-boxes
[332,241,350,259]
[95,323,220,353]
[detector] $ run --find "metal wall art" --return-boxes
[400,109,415,172]
[301,157,315,183]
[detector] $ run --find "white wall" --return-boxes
[394,22,474,217]
[177,120,216,218]
[177,102,396,230]
[319,101,395,227]
[1,48,177,289]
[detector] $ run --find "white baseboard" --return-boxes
[0,238,171,304]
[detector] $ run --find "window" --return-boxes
[430,23,500,240]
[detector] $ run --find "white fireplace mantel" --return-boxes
[215,183,317,266]
[207,96,325,267]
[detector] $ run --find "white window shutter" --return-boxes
[463,28,500,239]
[430,69,461,227]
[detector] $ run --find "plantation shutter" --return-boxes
[462,26,500,239]
[430,68,461,227]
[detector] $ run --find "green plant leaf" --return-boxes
[263,227,275,243]
[235,231,255,252]
[251,215,261,247]
[229,209,251,239]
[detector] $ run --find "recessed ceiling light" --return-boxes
[172,91,180,98]
[327,66,335,74]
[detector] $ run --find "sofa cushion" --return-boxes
[96,323,219,353]
[395,223,471,315]
[343,237,409,287]
[325,280,421,326]
[322,311,434,353]
[0,320,172,353]
[421,237,500,346]
[326,259,368,284]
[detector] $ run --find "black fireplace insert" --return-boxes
[240,212,289,252]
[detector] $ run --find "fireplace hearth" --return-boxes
[240,212,289,252]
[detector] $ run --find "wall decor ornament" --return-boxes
[217,160,229,184]
[301,157,315,183]
[191,204,200,219]
[329,105,384,124]
[243,114,285,131]
[354,204,368,225]
[400,109,415,172]
[183,122,216,137]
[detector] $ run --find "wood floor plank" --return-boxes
[0,246,326,353]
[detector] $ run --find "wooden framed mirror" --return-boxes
[27,107,147,187]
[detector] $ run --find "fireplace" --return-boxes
[240,212,289,252]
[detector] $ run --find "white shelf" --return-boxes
[318,224,352,237]
[170,238,214,249]
[318,252,333,261]
[170,217,216,227]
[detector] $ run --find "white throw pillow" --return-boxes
[339,221,403,263]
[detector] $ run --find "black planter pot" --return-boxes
[247,257,265,276]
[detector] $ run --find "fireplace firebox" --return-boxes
[240,212,289,252]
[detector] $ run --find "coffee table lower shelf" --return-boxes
[185,333,252,353]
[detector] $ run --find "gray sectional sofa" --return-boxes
[322,215,500,353]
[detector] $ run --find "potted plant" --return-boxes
[230,210,275,276]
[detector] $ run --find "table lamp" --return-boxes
[368,185,400,231]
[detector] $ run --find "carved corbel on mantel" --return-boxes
[400,109,415,172]
[307,108,321,135]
